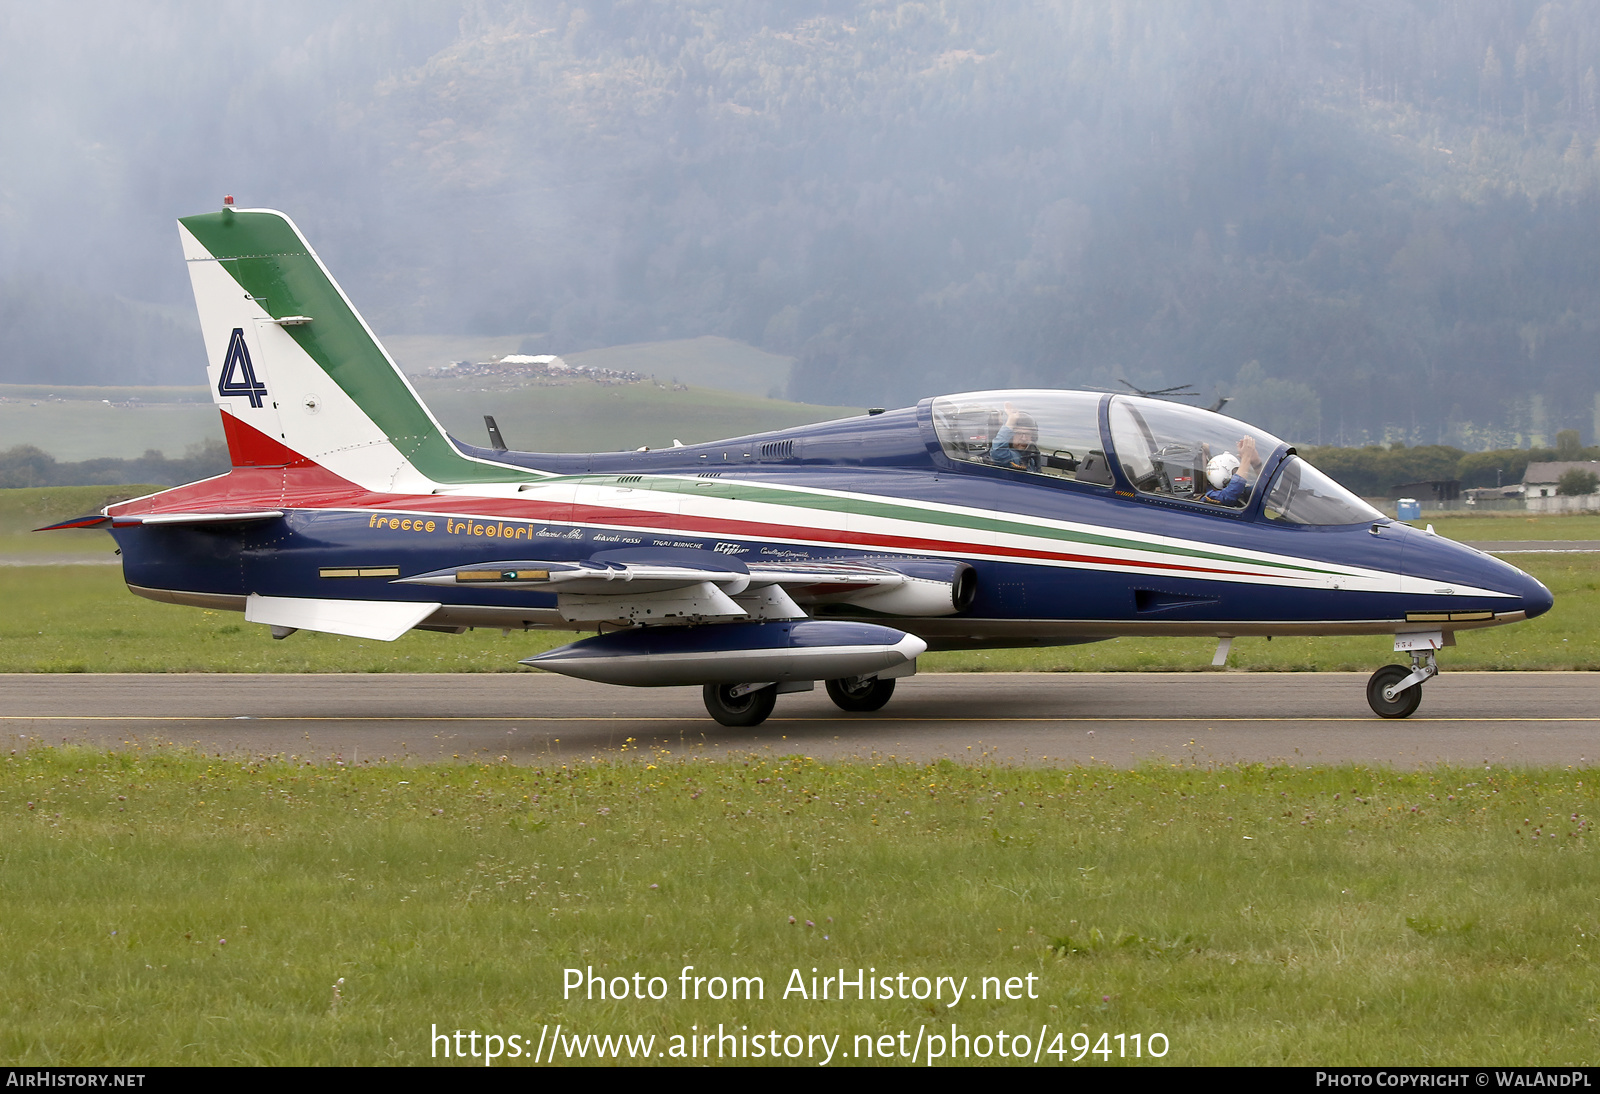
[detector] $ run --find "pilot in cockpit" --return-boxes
[1200,435,1262,506]
[987,403,1041,472]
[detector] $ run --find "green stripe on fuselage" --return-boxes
[563,474,1341,576]
[181,210,533,485]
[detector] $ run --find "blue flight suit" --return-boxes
[1204,473,1251,506]
[988,426,1040,472]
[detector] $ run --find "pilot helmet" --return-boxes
[1205,451,1240,489]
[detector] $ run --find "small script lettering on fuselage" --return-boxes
[364,513,540,539]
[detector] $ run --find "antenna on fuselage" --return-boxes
[483,415,508,452]
[1087,379,1209,401]
[1115,379,1202,399]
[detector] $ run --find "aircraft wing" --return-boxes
[397,552,974,622]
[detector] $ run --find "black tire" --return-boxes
[702,683,777,727]
[824,676,896,713]
[1366,664,1423,719]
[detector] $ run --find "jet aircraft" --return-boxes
[44,204,1554,727]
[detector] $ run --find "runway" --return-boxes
[3,671,1596,768]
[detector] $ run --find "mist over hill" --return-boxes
[0,1,1596,446]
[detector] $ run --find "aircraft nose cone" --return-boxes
[1514,566,1554,620]
[1407,529,1554,622]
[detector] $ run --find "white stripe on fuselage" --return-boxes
[293,482,1515,601]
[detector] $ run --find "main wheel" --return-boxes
[1366,664,1422,719]
[702,684,777,727]
[825,676,896,713]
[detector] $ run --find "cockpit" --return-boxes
[930,390,1382,526]
[930,390,1115,486]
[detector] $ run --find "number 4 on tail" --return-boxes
[217,327,269,407]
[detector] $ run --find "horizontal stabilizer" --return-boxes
[112,510,285,528]
[34,514,112,531]
[244,594,440,641]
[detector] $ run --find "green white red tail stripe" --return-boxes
[179,207,539,489]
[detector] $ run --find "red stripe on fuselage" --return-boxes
[280,490,1262,579]
[102,417,1265,580]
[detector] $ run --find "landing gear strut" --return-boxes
[1365,648,1438,719]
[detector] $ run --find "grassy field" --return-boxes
[2,749,1595,1065]
[0,552,1593,674]
[413,380,858,454]
[0,377,854,463]
[0,396,222,462]
[1401,513,1600,541]
[0,485,164,560]
[563,335,795,398]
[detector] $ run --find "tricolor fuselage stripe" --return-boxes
[109,207,1550,655]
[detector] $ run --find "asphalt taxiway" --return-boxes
[3,671,1595,768]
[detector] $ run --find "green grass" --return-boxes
[3,553,1593,674]
[0,485,164,560]
[0,398,223,462]
[0,565,570,673]
[414,379,858,454]
[1414,513,1600,541]
[2,750,1597,1065]
[0,377,855,462]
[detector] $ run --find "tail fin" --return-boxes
[179,207,533,488]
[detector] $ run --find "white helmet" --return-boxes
[1205,452,1240,490]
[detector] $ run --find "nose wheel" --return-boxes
[1365,649,1437,719]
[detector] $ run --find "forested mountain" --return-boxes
[1,1,1596,446]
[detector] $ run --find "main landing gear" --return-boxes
[1365,648,1439,719]
[701,675,900,727]
[824,675,896,712]
[702,683,779,728]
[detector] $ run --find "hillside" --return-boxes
[0,2,1596,445]
[413,379,856,453]
[0,374,858,464]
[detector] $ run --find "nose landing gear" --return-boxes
[1366,647,1439,719]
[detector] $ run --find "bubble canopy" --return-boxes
[929,390,1381,525]
[1107,395,1283,509]
[930,390,1112,485]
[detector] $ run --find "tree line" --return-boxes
[1299,431,1599,498]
